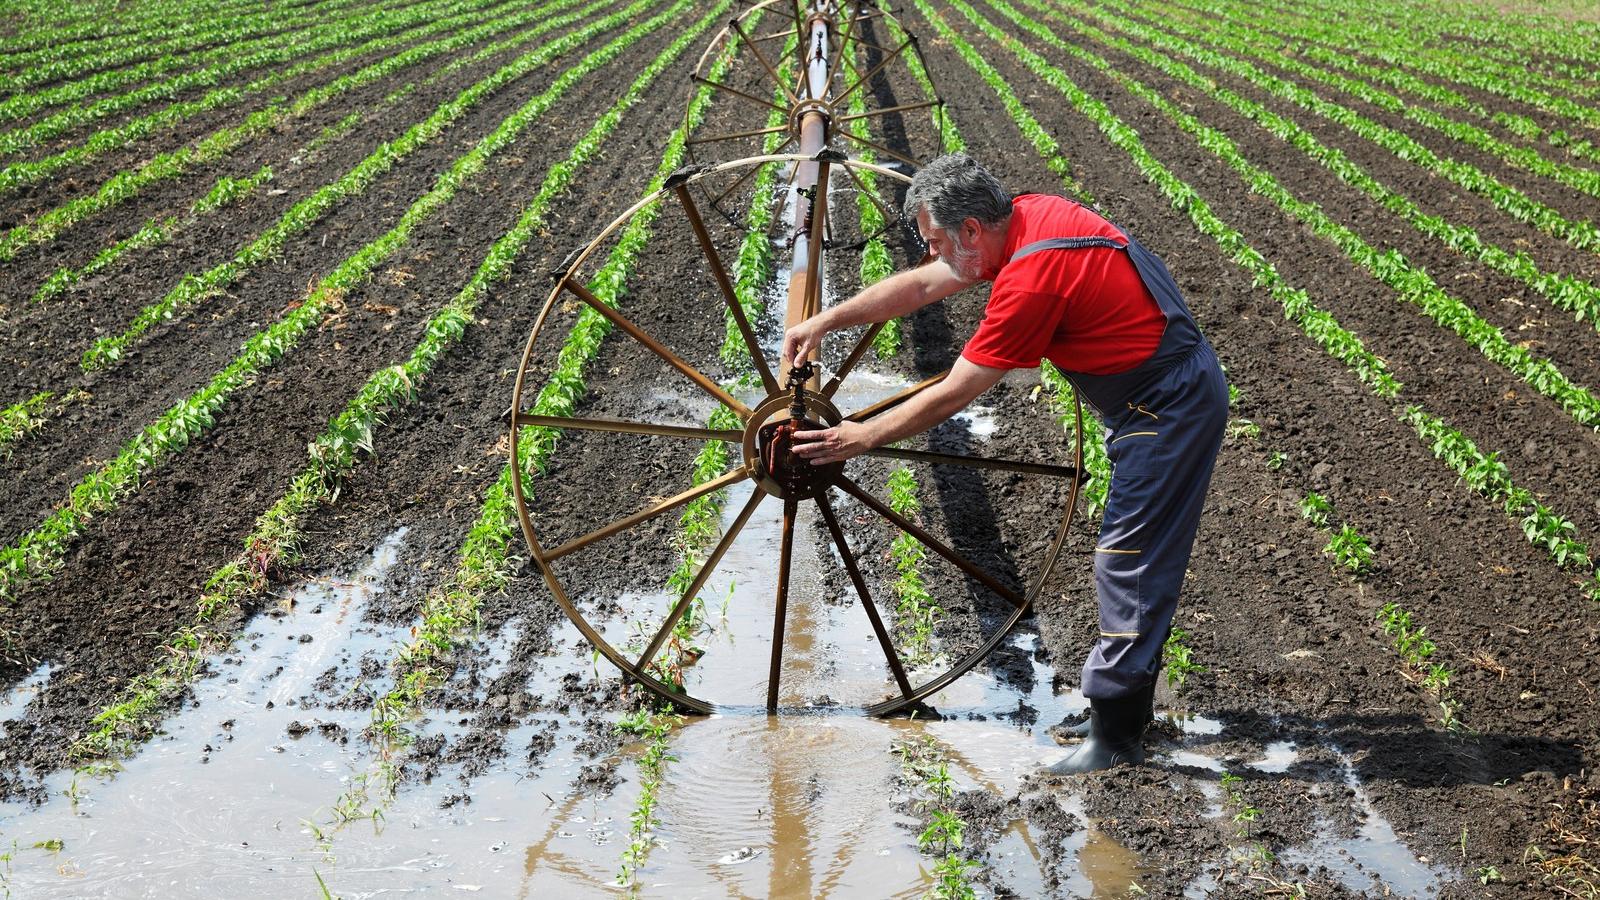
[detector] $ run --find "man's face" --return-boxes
[916,207,982,281]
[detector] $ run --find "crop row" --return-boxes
[1243,0,1600,87]
[1078,0,1600,257]
[1155,0,1600,167]
[31,164,273,305]
[76,0,600,372]
[0,0,391,126]
[1025,0,1600,431]
[0,0,555,261]
[363,0,742,739]
[70,0,709,761]
[1044,6,1600,334]
[922,0,1600,598]
[0,0,371,90]
[0,0,640,605]
[648,25,793,688]
[1124,1,1600,200]
[1185,0,1600,129]
[0,0,518,195]
[0,0,465,156]
[892,734,981,897]
[0,392,52,459]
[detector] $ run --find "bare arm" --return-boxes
[783,261,973,367]
[790,356,1006,465]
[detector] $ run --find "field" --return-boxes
[1,0,1598,895]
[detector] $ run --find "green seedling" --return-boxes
[1324,523,1373,572]
[1298,491,1333,527]
[1162,627,1205,689]
[1266,450,1287,471]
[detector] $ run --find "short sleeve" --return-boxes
[960,279,1065,370]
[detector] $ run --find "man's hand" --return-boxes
[790,419,874,465]
[782,317,827,369]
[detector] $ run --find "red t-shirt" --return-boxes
[960,195,1166,375]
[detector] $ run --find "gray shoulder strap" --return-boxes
[1009,235,1128,263]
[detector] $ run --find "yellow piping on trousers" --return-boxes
[1110,430,1158,444]
[1099,631,1139,638]
[1095,547,1142,554]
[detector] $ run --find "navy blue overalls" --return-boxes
[1010,228,1228,701]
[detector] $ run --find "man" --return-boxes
[782,154,1227,774]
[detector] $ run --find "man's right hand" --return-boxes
[781,316,826,369]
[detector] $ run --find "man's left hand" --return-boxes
[790,420,874,465]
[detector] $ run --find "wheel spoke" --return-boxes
[802,157,831,320]
[844,369,949,422]
[732,19,799,105]
[767,496,799,711]
[545,467,750,562]
[674,185,779,394]
[863,445,1085,481]
[636,487,766,673]
[836,476,1026,610]
[815,491,914,699]
[838,128,921,169]
[687,124,792,146]
[559,278,753,420]
[511,413,742,443]
[819,322,885,399]
[834,37,912,108]
[836,99,943,125]
[690,74,789,115]
[842,162,899,233]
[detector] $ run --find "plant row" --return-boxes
[0,0,565,261]
[1125,1,1600,200]
[0,0,518,194]
[1023,0,1600,431]
[363,0,742,740]
[933,0,1600,599]
[614,705,683,892]
[31,164,272,305]
[0,392,53,458]
[0,0,470,156]
[68,0,711,762]
[1041,4,1600,334]
[1075,0,1600,256]
[1375,601,1463,731]
[840,37,899,359]
[0,0,390,127]
[891,734,980,898]
[76,0,601,372]
[1155,0,1600,167]
[0,0,371,91]
[0,0,649,606]
[1221,0,1600,98]
[1190,0,1600,127]
[647,25,790,689]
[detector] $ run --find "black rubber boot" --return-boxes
[1042,690,1149,775]
[1053,680,1156,742]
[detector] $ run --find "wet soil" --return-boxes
[2,0,1598,896]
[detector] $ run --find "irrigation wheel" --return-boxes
[509,154,1086,716]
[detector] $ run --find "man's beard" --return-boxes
[941,229,983,281]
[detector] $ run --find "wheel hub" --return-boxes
[744,363,843,500]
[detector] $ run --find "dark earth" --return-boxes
[1,0,1597,895]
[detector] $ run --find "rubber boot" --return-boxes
[1041,691,1149,775]
[1054,679,1155,742]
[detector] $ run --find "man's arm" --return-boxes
[789,356,1006,465]
[783,260,972,367]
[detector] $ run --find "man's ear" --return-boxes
[962,216,983,243]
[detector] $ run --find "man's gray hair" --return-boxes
[902,153,1011,231]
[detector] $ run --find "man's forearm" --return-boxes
[814,265,949,332]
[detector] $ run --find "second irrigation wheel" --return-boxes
[509,154,1087,716]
